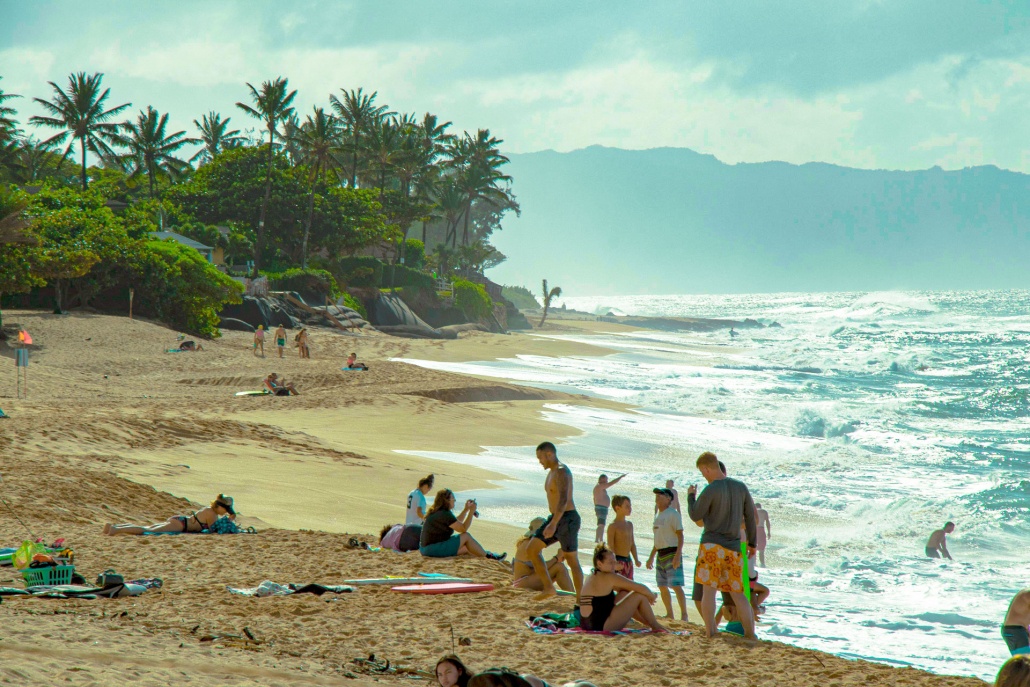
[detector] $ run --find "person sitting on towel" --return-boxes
[345,352,369,370]
[179,340,203,351]
[263,372,299,396]
[512,517,574,592]
[577,543,668,633]
[104,495,236,535]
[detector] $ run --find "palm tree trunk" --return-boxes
[80,140,88,191]
[538,302,549,328]
[53,279,64,315]
[461,201,471,246]
[254,130,275,275]
[421,220,427,245]
[350,137,358,188]
[302,185,315,269]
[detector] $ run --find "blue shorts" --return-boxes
[655,548,685,587]
[420,535,461,558]
[594,505,609,526]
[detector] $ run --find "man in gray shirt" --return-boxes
[687,451,758,639]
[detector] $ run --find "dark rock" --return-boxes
[219,317,255,332]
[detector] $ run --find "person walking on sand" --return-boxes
[654,479,681,514]
[926,522,955,559]
[253,325,265,357]
[606,495,640,580]
[296,328,310,359]
[274,325,287,358]
[592,473,626,543]
[755,502,771,566]
[647,487,686,620]
[525,441,584,600]
[1002,589,1030,656]
[406,474,434,525]
[688,451,758,639]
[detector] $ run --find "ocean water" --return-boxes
[398,290,1030,680]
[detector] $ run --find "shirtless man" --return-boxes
[1002,589,1030,656]
[592,473,627,543]
[925,522,955,559]
[606,495,639,580]
[754,502,771,567]
[525,441,583,600]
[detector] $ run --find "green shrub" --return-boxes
[403,239,425,270]
[381,263,436,294]
[342,292,367,319]
[335,256,383,287]
[263,267,340,299]
[453,279,493,321]
[138,241,244,337]
[502,285,540,309]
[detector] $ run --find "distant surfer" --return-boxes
[1003,589,1030,656]
[729,328,738,338]
[925,522,955,559]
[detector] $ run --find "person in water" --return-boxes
[754,502,771,566]
[591,472,626,543]
[512,517,574,592]
[925,522,955,559]
[524,442,583,599]
[578,543,668,633]
[1003,589,1030,656]
[103,495,236,535]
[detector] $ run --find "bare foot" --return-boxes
[103,523,113,535]
[533,588,558,602]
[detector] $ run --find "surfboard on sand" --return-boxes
[343,577,471,586]
[391,582,494,595]
[235,390,270,396]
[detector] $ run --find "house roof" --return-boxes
[150,231,213,251]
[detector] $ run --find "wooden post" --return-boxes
[129,288,134,320]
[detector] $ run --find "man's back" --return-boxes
[687,477,755,550]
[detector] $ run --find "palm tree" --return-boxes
[5,137,59,184]
[538,279,562,327]
[290,106,342,267]
[0,77,22,143]
[114,106,198,198]
[446,129,512,247]
[30,72,130,190]
[190,111,245,165]
[329,87,393,188]
[236,76,297,274]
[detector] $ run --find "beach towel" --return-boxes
[0,408,7,418]
[525,619,690,637]
[226,581,355,597]
[142,520,257,536]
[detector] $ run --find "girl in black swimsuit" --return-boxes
[578,543,669,633]
[103,495,237,535]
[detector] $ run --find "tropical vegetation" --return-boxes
[0,70,522,334]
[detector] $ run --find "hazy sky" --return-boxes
[3,1,1030,171]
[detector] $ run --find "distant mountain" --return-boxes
[489,145,1030,295]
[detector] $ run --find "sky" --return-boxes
[3,1,1030,172]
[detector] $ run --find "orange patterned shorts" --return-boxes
[694,543,743,593]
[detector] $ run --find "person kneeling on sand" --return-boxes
[513,517,574,592]
[104,495,236,535]
[436,655,474,687]
[419,489,506,561]
[263,373,299,396]
[578,543,668,633]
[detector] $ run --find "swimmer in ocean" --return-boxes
[925,521,955,560]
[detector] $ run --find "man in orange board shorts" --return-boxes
[687,451,758,639]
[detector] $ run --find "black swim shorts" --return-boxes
[532,510,581,553]
[1002,625,1030,655]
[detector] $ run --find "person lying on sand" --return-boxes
[926,522,955,559]
[179,340,203,351]
[263,373,299,396]
[436,655,474,687]
[1002,589,1030,656]
[103,495,235,535]
[577,543,668,633]
[345,352,369,370]
[512,517,574,592]
[379,523,422,552]
[419,489,506,561]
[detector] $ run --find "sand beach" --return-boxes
[0,312,987,687]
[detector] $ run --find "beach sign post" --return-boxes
[129,287,134,320]
[15,348,28,398]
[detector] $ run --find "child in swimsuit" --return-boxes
[606,495,639,580]
[103,495,236,535]
[577,543,668,633]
